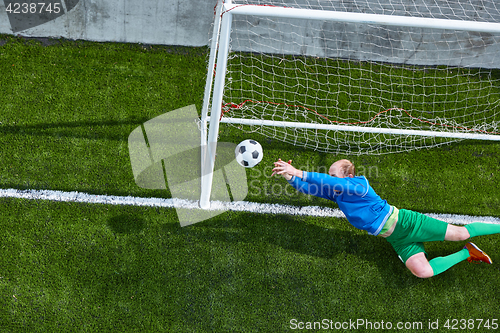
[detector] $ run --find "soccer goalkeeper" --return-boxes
[272,158,499,278]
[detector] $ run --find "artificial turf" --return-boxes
[0,35,499,332]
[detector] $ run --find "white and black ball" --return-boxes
[235,139,263,168]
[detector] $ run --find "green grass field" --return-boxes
[1,35,500,332]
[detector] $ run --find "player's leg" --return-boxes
[445,223,500,241]
[389,210,490,278]
[408,214,494,276]
[464,222,500,238]
[405,252,434,278]
[444,224,470,241]
[427,248,471,277]
[398,209,500,242]
[402,239,493,278]
[397,242,469,278]
[386,210,446,278]
[404,245,470,278]
[388,241,434,278]
[405,244,491,278]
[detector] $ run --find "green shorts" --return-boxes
[385,209,449,264]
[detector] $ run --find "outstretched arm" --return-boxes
[271,159,302,180]
[272,159,332,200]
[272,159,366,200]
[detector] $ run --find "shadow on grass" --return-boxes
[0,118,148,142]
[60,207,497,332]
[161,212,421,289]
[108,212,146,234]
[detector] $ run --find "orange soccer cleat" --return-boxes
[465,242,493,264]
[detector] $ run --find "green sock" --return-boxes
[429,248,470,276]
[465,223,500,238]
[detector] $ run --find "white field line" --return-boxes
[0,188,499,225]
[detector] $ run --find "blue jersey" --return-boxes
[288,172,393,235]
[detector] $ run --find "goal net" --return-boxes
[202,0,500,156]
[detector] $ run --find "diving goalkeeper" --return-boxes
[272,158,499,278]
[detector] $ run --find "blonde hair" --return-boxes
[337,159,356,177]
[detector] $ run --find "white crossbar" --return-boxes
[216,118,500,141]
[226,4,500,33]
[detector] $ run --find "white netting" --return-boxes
[209,0,500,154]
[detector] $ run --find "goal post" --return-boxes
[200,0,500,208]
[224,4,500,33]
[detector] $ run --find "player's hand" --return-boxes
[271,158,295,180]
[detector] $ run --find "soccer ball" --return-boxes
[235,139,263,168]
